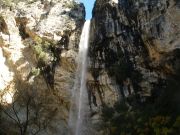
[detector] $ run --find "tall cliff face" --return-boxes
[89,0,180,134]
[0,0,85,134]
[90,0,180,101]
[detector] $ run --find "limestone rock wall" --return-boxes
[89,0,180,103]
[87,1,180,134]
[0,0,85,134]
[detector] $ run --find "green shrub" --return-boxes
[101,100,180,135]
[64,1,77,9]
[31,67,40,76]
[32,36,55,65]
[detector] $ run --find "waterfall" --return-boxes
[68,20,91,135]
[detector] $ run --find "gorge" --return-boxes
[0,0,180,135]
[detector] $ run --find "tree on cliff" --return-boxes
[0,86,50,135]
[0,92,31,135]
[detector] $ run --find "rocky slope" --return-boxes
[0,0,85,134]
[89,0,180,134]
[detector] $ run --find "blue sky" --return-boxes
[80,0,96,20]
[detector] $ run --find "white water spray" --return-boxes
[68,20,91,135]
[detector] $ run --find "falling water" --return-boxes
[68,20,91,135]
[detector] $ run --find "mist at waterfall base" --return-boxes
[68,20,91,135]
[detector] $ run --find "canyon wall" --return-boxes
[89,0,180,134]
[90,0,180,104]
[0,0,179,134]
[0,0,85,134]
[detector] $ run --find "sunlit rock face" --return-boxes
[0,48,14,90]
[0,0,85,134]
